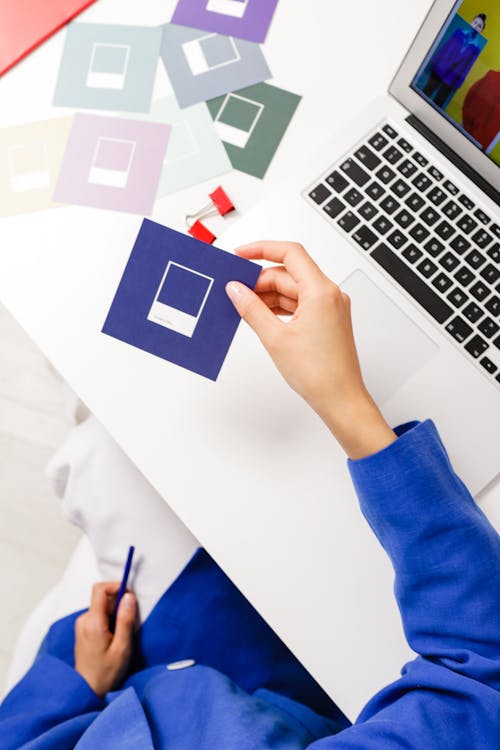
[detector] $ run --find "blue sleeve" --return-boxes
[310,420,500,749]
[0,655,103,749]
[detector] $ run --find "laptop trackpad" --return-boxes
[341,270,439,405]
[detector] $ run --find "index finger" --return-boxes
[89,582,121,629]
[235,242,323,286]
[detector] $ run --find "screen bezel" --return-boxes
[390,0,499,197]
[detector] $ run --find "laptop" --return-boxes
[220,0,500,498]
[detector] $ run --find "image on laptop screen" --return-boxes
[412,0,500,167]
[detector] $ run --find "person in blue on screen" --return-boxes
[0,243,499,748]
[423,12,487,108]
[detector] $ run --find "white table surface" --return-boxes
[5,0,496,722]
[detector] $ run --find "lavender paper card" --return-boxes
[53,114,171,215]
[102,219,262,381]
[172,0,280,43]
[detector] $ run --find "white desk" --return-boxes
[4,0,497,722]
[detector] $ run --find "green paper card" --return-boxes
[207,82,301,179]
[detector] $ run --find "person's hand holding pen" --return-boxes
[74,582,136,698]
[226,241,396,460]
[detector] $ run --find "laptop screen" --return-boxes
[412,0,500,169]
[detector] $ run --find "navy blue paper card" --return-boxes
[102,219,261,381]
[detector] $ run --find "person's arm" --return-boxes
[0,583,136,749]
[226,242,500,748]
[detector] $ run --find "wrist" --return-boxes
[319,392,397,460]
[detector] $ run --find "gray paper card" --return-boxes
[160,23,271,109]
[53,23,163,113]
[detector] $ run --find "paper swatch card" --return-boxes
[144,97,232,197]
[0,0,96,76]
[54,114,170,215]
[172,0,280,44]
[102,219,261,380]
[53,23,163,113]
[207,82,301,178]
[160,23,271,109]
[0,117,73,216]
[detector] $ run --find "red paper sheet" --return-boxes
[0,0,97,76]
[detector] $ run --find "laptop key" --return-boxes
[397,138,412,153]
[435,221,455,241]
[352,225,378,251]
[420,207,440,226]
[454,266,475,287]
[387,230,407,249]
[450,235,471,255]
[457,215,478,235]
[372,216,393,235]
[487,243,500,263]
[369,133,389,151]
[402,244,423,264]
[465,334,489,359]
[485,296,500,317]
[398,159,418,178]
[459,194,474,211]
[344,187,363,207]
[432,272,453,293]
[338,211,360,232]
[478,317,500,339]
[382,124,398,139]
[376,165,396,184]
[427,187,447,205]
[464,249,486,270]
[394,210,414,229]
[383,146,404,165]
[410,223,430,242]
[359,201,378,220]
[354,145,381,170]
[474,208,490,226]
[405,192,425,212]
[463,302,483,324]
[391,179,411,198]
[366,181,385,201]
[439,252,460,272]
[494,335,500,351]
[471,229,493,249]
[443,180,459,196]
[447,287,469,308]
[340,159,370,187]
[380,195,400,214]
[480,264,500,285]
[413,173,433,192]
[446,316,473,343]
[371,243,453,323]
[428,166,444,181]
[326,170,350,193]
[442,200,462,221]
[417,258,438,279]
[491,224,500,240]
[323,197,346,219]
[425,238,445,258]
[470,281,490,301]
[309,184,331,204]
[480,357,497,374]
[413,152,428,168]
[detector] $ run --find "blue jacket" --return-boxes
[431,29,483,89]
[1,420,499,748]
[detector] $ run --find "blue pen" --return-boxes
[110,545,135,634]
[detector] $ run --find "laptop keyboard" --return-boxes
[305,122,500,388]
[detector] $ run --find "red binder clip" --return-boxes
[186,186,235,245]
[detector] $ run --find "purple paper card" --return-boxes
[171,0,280,44]
[102,219,262,381]
[54,114,171,215]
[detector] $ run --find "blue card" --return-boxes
[102,219,261,381]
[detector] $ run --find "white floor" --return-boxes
[0,304,81,691]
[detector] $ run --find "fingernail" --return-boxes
[121,593,135,612]
[226,282,244,301]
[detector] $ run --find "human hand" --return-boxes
[226,241,396,459]
[74,582,136,698]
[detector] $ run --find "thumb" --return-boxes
[112,593,136,650]
[226,282,281,349]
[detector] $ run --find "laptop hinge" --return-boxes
[406,115,500,207]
